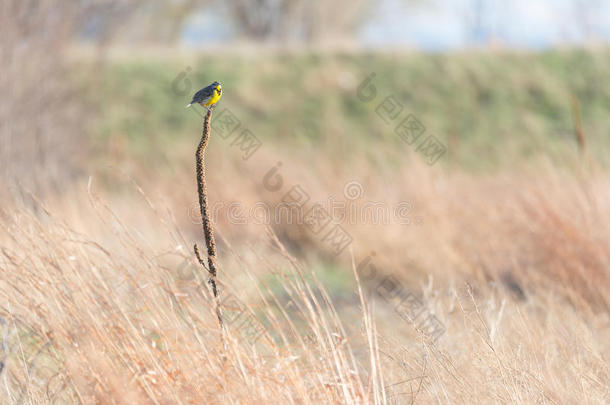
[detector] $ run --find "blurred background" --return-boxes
[0,0,610,322]
[1,1,610,402]
[3,0,610,182]
[3,0,610,285]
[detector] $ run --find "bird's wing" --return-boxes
[190,86,214,104]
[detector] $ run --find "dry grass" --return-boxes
[2,1,609,403]
[1,154,608,403]
[0,187,386,403]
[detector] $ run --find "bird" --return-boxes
[186,81,222,109]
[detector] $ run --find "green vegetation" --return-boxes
[93,49,610,169]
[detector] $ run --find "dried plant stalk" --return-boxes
[194,106,222,326]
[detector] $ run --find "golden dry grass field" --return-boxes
[1,8,610,402]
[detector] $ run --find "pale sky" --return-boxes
[361,0,610,49]
[183,0,610,50]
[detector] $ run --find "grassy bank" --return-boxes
[92,48,610,170]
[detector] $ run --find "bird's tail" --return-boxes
[185,103,192,108]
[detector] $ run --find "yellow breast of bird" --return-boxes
[203,90,221,106]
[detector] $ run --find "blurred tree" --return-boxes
[78,0,372,45]
[225,0,299,40]
[125,0,213,44]
[225,0,371,43]
[79,0,143,46]
[301,0,370,44]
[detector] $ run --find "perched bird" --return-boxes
[186,81,223,109]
